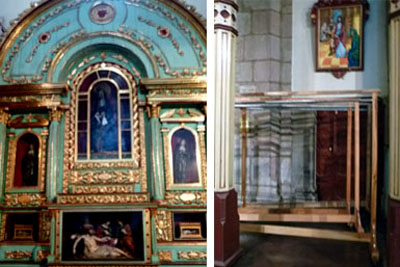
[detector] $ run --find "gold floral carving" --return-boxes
[155,210,173,242]
[158,251,172,262]
[73,161,136,170]
[7,114,49,128]
[0,213,7,241]
[5,251,32,259]
[164,191,206,205]
[39,212,51,242]
[69,170,139,185]
[71,185,135,194]
[160,108,205,122]
[4,193,46,207]
[177,251,206,260]
[146,105,161,118]
[49,109,63,122]
[57,194,149,204]
[139,110,148,192]
[36,250,51,262]
[0,109,10,124]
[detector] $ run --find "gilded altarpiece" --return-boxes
[0,0,206,266]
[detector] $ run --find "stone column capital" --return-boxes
[214,0,239,36]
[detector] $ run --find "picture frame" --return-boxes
[179,222,202,240]
[13,224,34,240]
[311,0,369,77]
[163,124,206,190]
[60,210,151,263]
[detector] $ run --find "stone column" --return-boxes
[46,109,62,202]
[214,1,242,266]
[0,109,9,200]
[388,5,400,266]
[148,104,165,200]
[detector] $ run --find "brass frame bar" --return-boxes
[346,107,353,215]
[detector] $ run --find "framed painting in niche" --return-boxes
[164,125,204,190]
[61,211,146,262]
[311,0,369,76]
[6,130,46,191]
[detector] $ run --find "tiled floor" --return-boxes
[233,232,382,267]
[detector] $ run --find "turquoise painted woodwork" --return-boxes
[0,0,206,265]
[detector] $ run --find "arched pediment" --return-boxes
[0,0,206,84]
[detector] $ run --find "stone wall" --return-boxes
[236,0,292,93]
[234,0,317,203]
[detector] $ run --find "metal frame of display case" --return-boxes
[235,90,380,261]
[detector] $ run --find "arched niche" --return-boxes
[0,0,206,85]
[14,132,40,187]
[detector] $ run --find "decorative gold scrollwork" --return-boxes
[5,251,32,259]
[158,250,172,262]
[69,170,139,185]
[57,194,149,204]
[177,251,206,260]
[164,191,206,205]
[155,210,173,242]
[4,193,46,207]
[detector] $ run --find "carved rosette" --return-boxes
[164,191,206,205]
[5,251,32,259]
[155,210,173,241]
[4,193,46,207]
[178,251,206,260]
[158,250,172,262]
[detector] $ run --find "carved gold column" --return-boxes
[0,109,10,200]
[389,4,400,266]
[147,104,165,200]
[46,109,63,202]
[214,1,242,266]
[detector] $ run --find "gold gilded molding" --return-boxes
[39,212,51,242]
[164,125,204,190]
[164,191,206,205]
[69,170,139,185]
[4,193,46,207]
[57,193,149,204]
[71,185,135,194]
[49,109,63,122]
[5,251,32,259]
[198,130,207,189]
[0,109,10,123]
[5,130,47,192]
[145,209,151,262]
[0,213,7,241]
[158,251,172,262]
[177,251,206,260]
[160,108,205,123]
[73,161,136,170]
[139,109,148,192]
[155,210,173,242]
[7,114,49,128]
[36,250,50,262]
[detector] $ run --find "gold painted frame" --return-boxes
[58,209,151,263]
[5,129,47,192]
[163,124,205,190]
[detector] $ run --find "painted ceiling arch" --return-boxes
[0,0,206,85]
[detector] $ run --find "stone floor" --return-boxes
[233,232,384,267]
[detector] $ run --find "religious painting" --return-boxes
[90,81,119,159]
[171,128,200,184]
[61,211,144,262]
[14,133,39,187]
[312,0,369,74]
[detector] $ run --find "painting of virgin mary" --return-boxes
[171,129,199,184]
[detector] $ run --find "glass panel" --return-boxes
[78,122,87,131]
[78,101,87,121]
[110,71,128,89]
[121,121,131,130]
[122,153,132,159]
[98,70,109,78]
[171,129,199,184]
[79,73,97,92]
[120,99,130,119]
[121,131,132,153]
[90,81,119,159]
[77,132,87,156]
[14,133,39,187]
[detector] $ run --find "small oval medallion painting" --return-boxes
[89,2,116,25]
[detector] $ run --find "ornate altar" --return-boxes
[0,0,206,266]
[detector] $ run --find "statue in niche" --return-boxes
[172,129,199,184]
[14,133,39,187]
[90,81,118,159]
